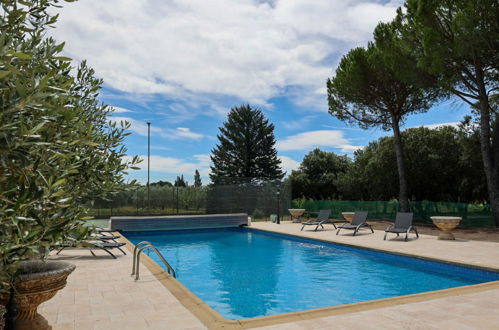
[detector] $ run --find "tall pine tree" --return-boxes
[210,104,283,184]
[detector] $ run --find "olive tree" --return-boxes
[0,0,139,294]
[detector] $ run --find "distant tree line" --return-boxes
[92,184,208,213]
[148,169,203,188]
[289,122,487,203]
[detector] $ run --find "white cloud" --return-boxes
[277,130,361,153]
[111,106,133,113]
[51,0,401,114]
[193,154,212,168]
[128,153,299,181]
[281,115,317,130]
[125,154,211,177]
[109,116,204,140]
[279,155,300,175]
[151,146,171,151]
[175,127,203,140]
[416,122,460,130]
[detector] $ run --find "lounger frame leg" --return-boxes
[94,246,117,259]
[56,247,66,255]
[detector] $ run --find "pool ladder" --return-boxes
[131,241,177,280]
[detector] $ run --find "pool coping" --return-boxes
[118,228,499,330]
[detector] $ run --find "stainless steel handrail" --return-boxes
[135,244,177,280]
[131,241,151,276]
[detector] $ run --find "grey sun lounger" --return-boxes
[55,235,127,259]
[336,211,373,236]
[91,228,121,242]
[301,210,332,231]
[384,212,419,241]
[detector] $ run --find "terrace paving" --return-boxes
[39,249,206,330]
[39,221,499,329]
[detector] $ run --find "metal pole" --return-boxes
[177,186,182,214]
[276,186,281,224]
[147,122,151,211]
[136,187,139,215]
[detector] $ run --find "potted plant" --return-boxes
[0,1,139,329]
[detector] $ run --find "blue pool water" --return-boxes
[126,228,499,320]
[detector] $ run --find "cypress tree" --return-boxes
[174,175,187,187]
[194,170,202,187]
[210,104,283,184]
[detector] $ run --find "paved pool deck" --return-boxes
[39,221,499,329]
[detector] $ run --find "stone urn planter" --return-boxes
[288,209,305,223]
[430,216,462,240]
[341,212,355,223]
[0,260,76,330]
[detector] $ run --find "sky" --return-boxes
[50,0,470,185]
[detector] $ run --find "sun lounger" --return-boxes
[336,211,373,236]
[54,231,126,259]
[301,210,332,231]
[55,240,126,259]
[384,212,419,241]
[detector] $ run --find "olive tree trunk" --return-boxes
[391,116,410,212]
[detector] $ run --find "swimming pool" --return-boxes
[125,228,499,320]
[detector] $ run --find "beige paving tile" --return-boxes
[73,321,95,330]
[52,322,75,330]
[39,247,206,330]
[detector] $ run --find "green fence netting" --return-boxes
[86,180,292,221]
[293,200,494,228]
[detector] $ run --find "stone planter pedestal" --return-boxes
[341,212,355,223]
[430,216,462,240]
[288,209,305,223]
[0,261,76,330]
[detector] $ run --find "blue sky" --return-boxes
[51,0,470,185]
